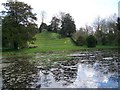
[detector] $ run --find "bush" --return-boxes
[86,35,97,47]
[76,36,85,46]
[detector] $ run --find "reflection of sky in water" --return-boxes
[68,64,118,88]
[36,62,118,88]
[36,70,68,88]
[2,50,119,88]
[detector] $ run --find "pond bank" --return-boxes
[2,46,118,58]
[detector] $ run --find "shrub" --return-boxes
[76,36,85,46]
[86,35,97,47]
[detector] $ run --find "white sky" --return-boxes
[0,0,119,29]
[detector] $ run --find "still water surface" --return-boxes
[1,50,119,88]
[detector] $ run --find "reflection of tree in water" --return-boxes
[41,69,51,87]
[94,51,118,74]
[51,67,77,83]
[2,50,119,88]
[51,60,78,83]
[2,58,38,89]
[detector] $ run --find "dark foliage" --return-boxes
[117,17,120,47]
[50,16,60,33]
[39,23,48,33]
[60,13,76,37]
[47,25,52,32]
[86,35,97,48]
[2,1,37,49]
[76,36,86,46]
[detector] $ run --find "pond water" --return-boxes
[1,50,119,89]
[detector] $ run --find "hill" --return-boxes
[27,31,117,53]
[33,31,80,51]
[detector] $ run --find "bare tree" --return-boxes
[41,11,46,23]
[93,14,118,45]
[93,16,101,31]
[85,25,94,35]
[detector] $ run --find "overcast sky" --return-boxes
[0,0,119,29]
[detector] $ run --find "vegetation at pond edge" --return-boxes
[2,31,118,57]
[1,0,119,56]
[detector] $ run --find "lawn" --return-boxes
[34,31,84,51]
[2,31,118,57]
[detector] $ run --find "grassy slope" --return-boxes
[2,31,118,57]
[33,31,82,51]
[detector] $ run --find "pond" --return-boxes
[1,49,119,89]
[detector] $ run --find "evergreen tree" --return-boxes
[2,1,37,49]
[39,23,47,33]
[60,13,76,37]
[50,16,60,33]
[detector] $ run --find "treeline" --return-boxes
[1,0,120,50]
[39,12,76,37]
[72,15,120,47]
[39,13,120,47]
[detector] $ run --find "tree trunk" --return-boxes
[13,41,18,50]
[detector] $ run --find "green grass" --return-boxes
[34,31,82,51]
[2,31,118,57]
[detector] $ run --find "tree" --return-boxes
[93,17,103,44]
[40,11,46,23]
[47,25,52,32]
[0,16,2,49]
[106,14,118,45]
[39,23,47,33]
[60,13,76,37]
[72,27,87,46]
[93,17,109,45]
[93,17,101,31]
[117,17,120,46]
[76,35,86,46]
[117,17,120,31]
[2,1,37,49]
[50,16,60,33]
[85,25,94,35]
[93,14,118,45]
[38,11,47,32]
